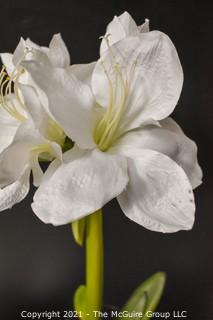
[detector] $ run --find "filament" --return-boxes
[0,65,27,122]
[94,35,137,151]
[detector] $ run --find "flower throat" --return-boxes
[93,35,137,152]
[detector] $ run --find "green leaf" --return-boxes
[73,285,87,319]
[71,218,86,246]
[121,272,166,320]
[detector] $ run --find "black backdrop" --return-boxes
[0,1,212,320]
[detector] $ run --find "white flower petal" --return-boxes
[32,149,128,225]
[117,149,195,233]
[0,120,47,187]
[39,158,62,185]
[1,38,44,85]
[0,140,30,187]
[0,53,14,77]
[0,167,30,211]
[100,11,139,55]
[22,60,96,149]
[0,126,17,154]
[25,38,41,51]
[93,32,183,133]
[112,118,202,189]
[12,37,27,66]
[49,33,70,68]
[0,106,19,153]
[63,144,86,163]
[119,11,139,35]
[19,84,47,127]
[31,153,44,187]
[159,118,203,188]
[69,62,96,85]
[18,84,58,144]
[100,16,126,55]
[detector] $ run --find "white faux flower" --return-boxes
[23,13,202,232]
[0,34,69,211]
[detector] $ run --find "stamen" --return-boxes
[0,65,6,81]
[13,72,28,111]
[0,47,35,121]
[0,66,27,122]
[100,34,117,69]
[94,39,138,151]
[94,60,128,151]
[94,60,114,137]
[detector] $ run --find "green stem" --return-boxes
[73,210,104,319]
[86,209,104,318]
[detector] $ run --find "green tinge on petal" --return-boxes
[71,218,86,246]
[121,272,166,320]
[46,118,66,147]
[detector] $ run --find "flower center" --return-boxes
[0,65,27,122]
[93,35,137,152]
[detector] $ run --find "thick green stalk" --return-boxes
[86,209,104,318]
[73,209,104,320]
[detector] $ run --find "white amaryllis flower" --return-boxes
[23,15,202,232]
[0,34,69,211]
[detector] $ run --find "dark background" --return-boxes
[0,0,212,319]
